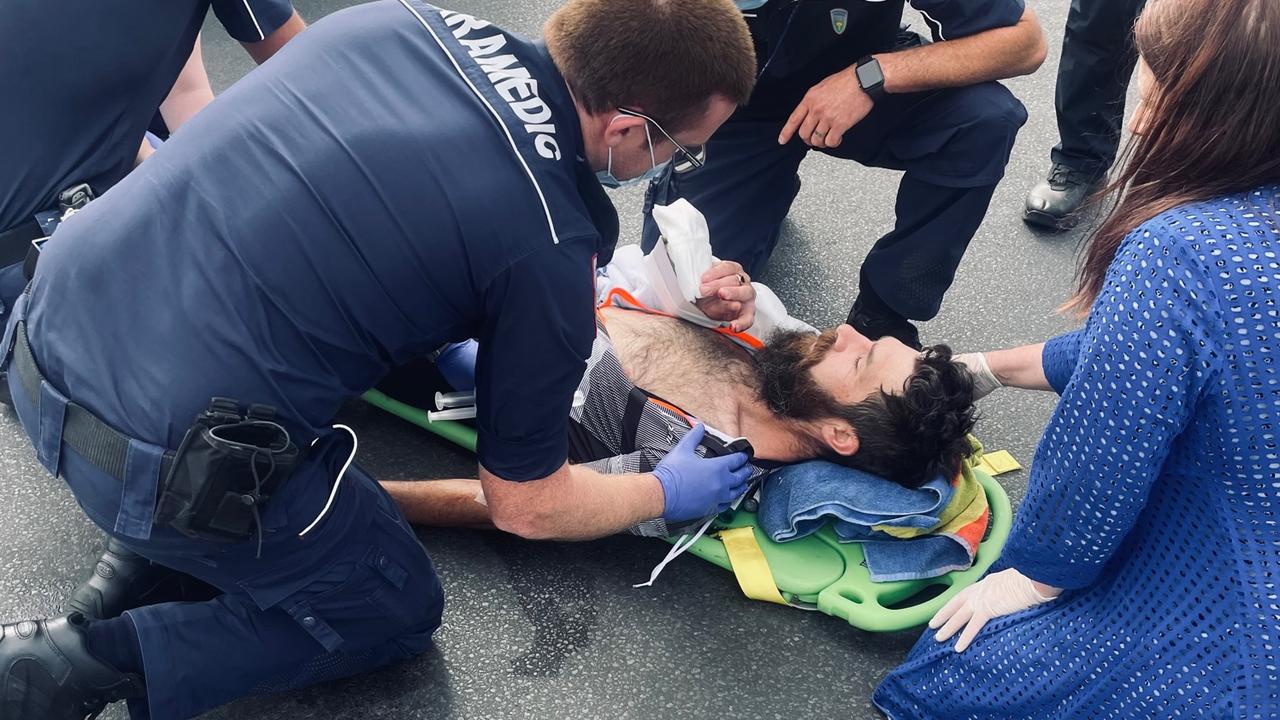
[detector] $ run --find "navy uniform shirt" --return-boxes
[741,0,1026,118]
[26,0,618,482]
[0,0,294,233]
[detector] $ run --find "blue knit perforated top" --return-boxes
[874,187,1280,719]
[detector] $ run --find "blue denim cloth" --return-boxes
[759,460,974,582]
[4,303,443,720]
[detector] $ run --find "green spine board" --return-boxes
[677,469,1012,632]
[362,390,1012,632]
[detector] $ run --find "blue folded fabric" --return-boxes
[758,460,973,582]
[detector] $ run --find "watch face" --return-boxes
[857,61,884,88]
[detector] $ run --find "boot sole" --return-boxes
[1022,207,1076,231]
[2,657,97,720]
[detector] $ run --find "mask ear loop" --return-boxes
[298,424,359,538]
[604,113,627,180]
[644,122,657,171]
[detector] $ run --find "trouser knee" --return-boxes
[964,83,1028,155]
[370,515,445,646]
[919,83,1027,187]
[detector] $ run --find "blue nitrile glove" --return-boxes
[654,423,752,523]
[435,340,478,391]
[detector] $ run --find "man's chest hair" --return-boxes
[604,309,760,419]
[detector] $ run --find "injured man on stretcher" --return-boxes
[382,202,977,538]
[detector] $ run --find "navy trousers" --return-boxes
[1050,0,1147,178]
[3,296,443,720]
[642,81,1026,322]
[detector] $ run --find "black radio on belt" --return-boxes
[154,398,301,544]
[57,183,94,214]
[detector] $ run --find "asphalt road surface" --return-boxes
[0,1,1127,717]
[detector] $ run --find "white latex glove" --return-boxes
[955,352,1003,400]
[930,568,1061,652]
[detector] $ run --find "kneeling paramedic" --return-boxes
[641,0,1047,348]
[0,1,758,718]
[0,0,306,317]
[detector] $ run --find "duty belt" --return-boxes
[11,321,176,482]
[0,220,41,271]
[0,183,96,276]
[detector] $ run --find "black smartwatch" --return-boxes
[855,55,887,102]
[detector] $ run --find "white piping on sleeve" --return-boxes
[241,0,266,40]
[396,0,561,244]
[919,9,947,41]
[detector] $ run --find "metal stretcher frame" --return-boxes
[363,390,1012,632]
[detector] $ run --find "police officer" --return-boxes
[0,1,758,718]
[0,0,306,315]
[641,0,1046,348]
[1023,0,1148,229]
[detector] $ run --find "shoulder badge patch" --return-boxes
[831,8,849,35]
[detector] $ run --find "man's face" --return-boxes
[807,325,920,404]
[605,95,736,181]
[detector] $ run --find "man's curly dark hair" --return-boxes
[756,331,977,488]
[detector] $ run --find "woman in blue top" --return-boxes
[874,0,1280,717]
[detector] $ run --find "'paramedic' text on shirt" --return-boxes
[441,10,561,160]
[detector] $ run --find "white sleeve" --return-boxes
[595,245,664,307]
[751,282,819,343]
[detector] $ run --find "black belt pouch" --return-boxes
[154,402,301,542]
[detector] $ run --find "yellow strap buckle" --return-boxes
[975,449,1022,476]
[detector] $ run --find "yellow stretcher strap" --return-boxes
[975,450,1022,476]
[719,527,787,605]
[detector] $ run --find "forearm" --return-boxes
[877,7,1046,94]
[382,479,494,528]
[482,462,665,541]
[986,342,1051,391]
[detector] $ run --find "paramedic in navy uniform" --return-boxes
[641,0,1047,348]
[0,0,306,316]
[0,1,758,718]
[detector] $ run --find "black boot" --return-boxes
[1023,163,1103,230]
[0,613,144,719]
[847,291,922,351]
[66,540,219,620]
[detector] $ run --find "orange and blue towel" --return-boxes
[759,449,992,582]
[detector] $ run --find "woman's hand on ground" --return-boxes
[930,568,1062,652]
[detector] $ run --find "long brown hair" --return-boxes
[1066,0,1280,316]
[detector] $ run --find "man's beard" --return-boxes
[754,328,840,421]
